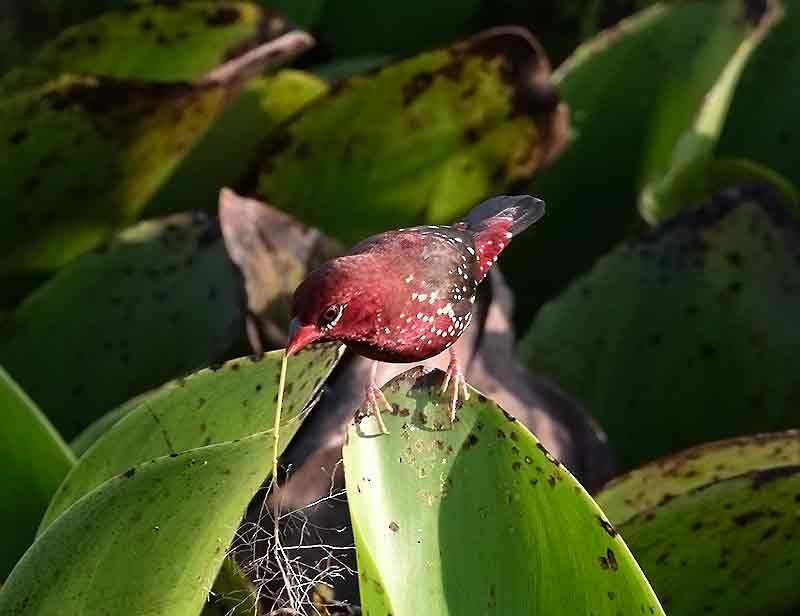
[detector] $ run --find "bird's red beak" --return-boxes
[286,318,321,356]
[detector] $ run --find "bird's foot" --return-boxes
[440,348,469,423]
[363,382,391,435]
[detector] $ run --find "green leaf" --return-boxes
[2,1,289,89]
[0,367,74,581]
[41,344,342,530]
[718,0,800,194]
[0,432,274,615]
[639,1,782,223]
[343,368,664,616]
[147,70,329,217]
[69,403,132,458]
[520,186,800,470]
[621,465,800,616]
[502,2,753,327]
[0,213,245,439]
[254,28,567,245]
[597,431,800,525]
[0,75,230,294]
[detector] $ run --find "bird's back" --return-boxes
[335,195,543,362]
[345,226,478,362]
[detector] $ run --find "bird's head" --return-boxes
[286,256,380,355]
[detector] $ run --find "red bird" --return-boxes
[286,195,545,433]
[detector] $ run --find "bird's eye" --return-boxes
[319,304,344,328]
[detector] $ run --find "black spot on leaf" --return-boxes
[206,7,240,26]
[402,71,434,106]
[598,515,618,538]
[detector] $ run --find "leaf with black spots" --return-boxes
[344,367,664,616]
[147,70,328,217]
[0,75,230,295]
[0,213,244,438]
[1,1,292,88]
[0,432,275,615]
[521,185,800,470]
[597,430,800,525]
[40,343,343,529]
[253,27,568,245]
[621,464,800,616]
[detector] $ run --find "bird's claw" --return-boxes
[364,383,391,435]
[441,350,469,423]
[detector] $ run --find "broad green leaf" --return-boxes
[314,0,480,57]
[147,70,329,217]
[597,431,800,525]
[2,1,289,89]
[0,213,245,438]
[640,1,782,223]
[254,28,567,245]
[718,0,800,194]
[344,368,664,616]
[521,186,800,470]
[0,367,75,581]
[621,465,800,616]
[0,75,229,294]
[0,432,274,616]
[69,404,132,458]
[502,2,750,326]
[41,344,342,529]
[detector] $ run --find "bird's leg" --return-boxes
[441,347,470,422]
[362,361,391,435]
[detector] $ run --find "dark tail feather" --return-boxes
[462,195,545,237]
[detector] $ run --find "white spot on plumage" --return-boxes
[405,274,414,283]
[418,293,427,301]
